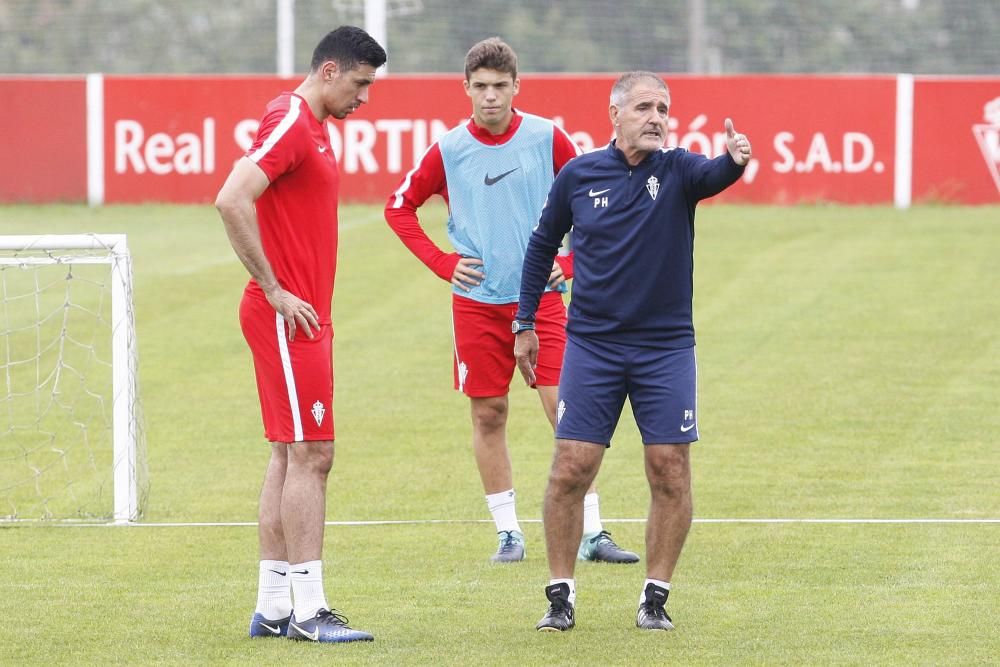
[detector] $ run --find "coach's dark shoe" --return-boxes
[578,530,640,564]
[249,611,291,638]
[287,608,374,643]
[491,530,525,563]
[636,583,674,631]
[536,582,575,632]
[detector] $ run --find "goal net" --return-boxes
[0,234,146,523]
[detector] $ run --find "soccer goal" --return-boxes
[0,234,146,523]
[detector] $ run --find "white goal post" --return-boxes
[0,234,145,523]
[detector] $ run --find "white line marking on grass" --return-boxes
[7,518,999,527]
[694,519,1000,524]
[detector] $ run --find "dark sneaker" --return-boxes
[578,530,640,564]
[536,582,575,632]
[249,611,291,638]
[491,530,525,563]
[636,583,674,631]
[287,608,374,643]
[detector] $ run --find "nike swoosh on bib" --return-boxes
[484,168,519,185]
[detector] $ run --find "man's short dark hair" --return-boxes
[464,37,518,80]
[311,26,387,72]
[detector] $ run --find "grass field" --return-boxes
[1,202,998,665]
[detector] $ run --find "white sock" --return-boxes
[255,560,292,620]
[550,578,576,607]
[640,578,671,605]
[290,561,329,622]
[486,489,522,534]
[582,492,603,536]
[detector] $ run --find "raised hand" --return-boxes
[725,118,752,166]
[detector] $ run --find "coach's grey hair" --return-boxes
[610,71,669,106]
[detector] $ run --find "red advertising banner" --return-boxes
[635,75,898,204]
[100,74,899,205]
[102,76,289,204]
[0,78,87,203]
[912,78,1000,204]
[2,74,998,206]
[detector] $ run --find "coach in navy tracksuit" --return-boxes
[514,71,752,633]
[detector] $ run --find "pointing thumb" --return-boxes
[725,117,735,138]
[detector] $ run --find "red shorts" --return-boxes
[452,291,567,397]
[239,289,334,443]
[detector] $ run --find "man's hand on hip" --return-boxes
[265,287,319,341]
[452,256,485,292]
[548,261,566,288]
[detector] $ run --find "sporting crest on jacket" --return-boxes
[646,175,659,200]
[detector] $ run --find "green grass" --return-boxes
[0,202,998,664]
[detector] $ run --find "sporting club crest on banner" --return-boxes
[972,96,1000,195]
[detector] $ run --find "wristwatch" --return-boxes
[511,320,536,334]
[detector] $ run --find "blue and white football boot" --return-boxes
[249,611,291,638]
[286,608,374,643]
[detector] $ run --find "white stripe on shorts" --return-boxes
[275,313,303,442]
[451,309,465,392]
